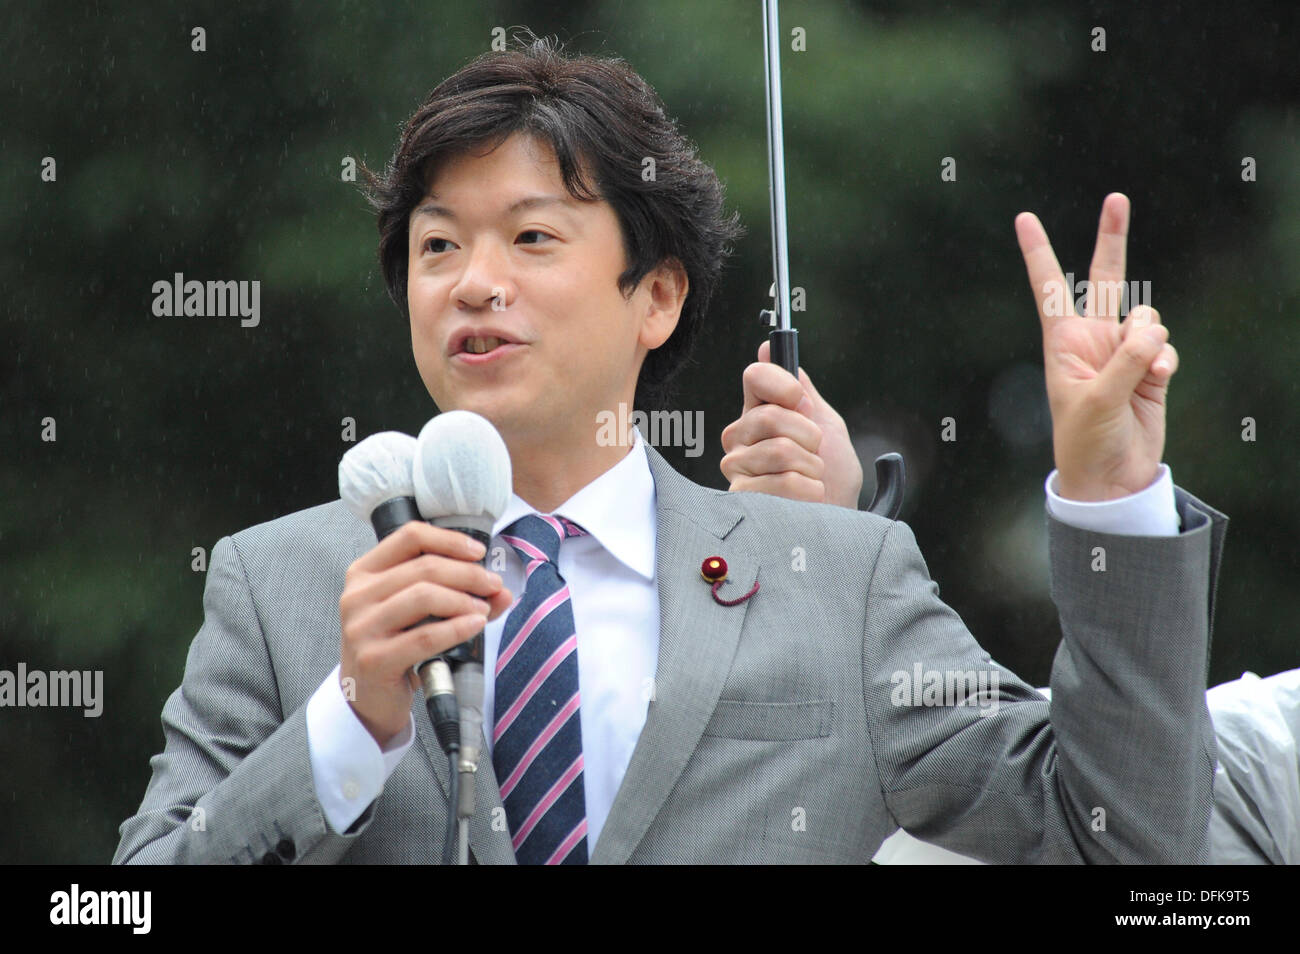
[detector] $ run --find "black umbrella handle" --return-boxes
[866,453,905,520]
[768,327,799,377]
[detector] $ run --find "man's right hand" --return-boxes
[339,522,514,747]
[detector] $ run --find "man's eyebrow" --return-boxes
[411,194,580,222]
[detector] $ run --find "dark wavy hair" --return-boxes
[362,29,744,410]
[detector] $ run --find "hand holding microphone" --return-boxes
[337,431,513,749]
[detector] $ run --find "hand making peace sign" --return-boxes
[1015,193,1179,502]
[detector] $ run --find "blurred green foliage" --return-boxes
[3,0,1297,862]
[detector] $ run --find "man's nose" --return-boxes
[452,240,513,311]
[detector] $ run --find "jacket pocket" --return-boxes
[702,699,832,740]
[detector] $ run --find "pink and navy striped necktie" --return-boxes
[493,513,589,865]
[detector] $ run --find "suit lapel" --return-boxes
[589,445,759,864]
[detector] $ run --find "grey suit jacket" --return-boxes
[114,444,1227,864]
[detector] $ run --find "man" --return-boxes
[114,34,1224,864]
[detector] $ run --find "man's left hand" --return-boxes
[1015,193,1179,501]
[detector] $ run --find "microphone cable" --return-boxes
[418,656,462,865]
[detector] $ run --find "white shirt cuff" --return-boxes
[305,663,417,834]
[1044,464,1179,537]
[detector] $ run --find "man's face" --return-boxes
[406,132,682,449]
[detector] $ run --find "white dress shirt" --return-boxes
[307,433,1180,849]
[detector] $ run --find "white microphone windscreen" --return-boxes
[338,431,418,521]
[413,411,513,522]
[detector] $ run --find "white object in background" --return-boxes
[1207,669,1300,865]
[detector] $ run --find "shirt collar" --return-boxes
[493,427,657,581]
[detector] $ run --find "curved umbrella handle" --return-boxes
[866,453,905,520]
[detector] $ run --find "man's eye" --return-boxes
[424,237,454,254]
[517,230,553,244]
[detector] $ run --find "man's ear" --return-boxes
[638,257,689,351]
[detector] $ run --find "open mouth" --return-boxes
[450,331,525,365]
[463,336,508,355]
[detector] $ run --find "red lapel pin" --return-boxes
[701,556,759,606]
